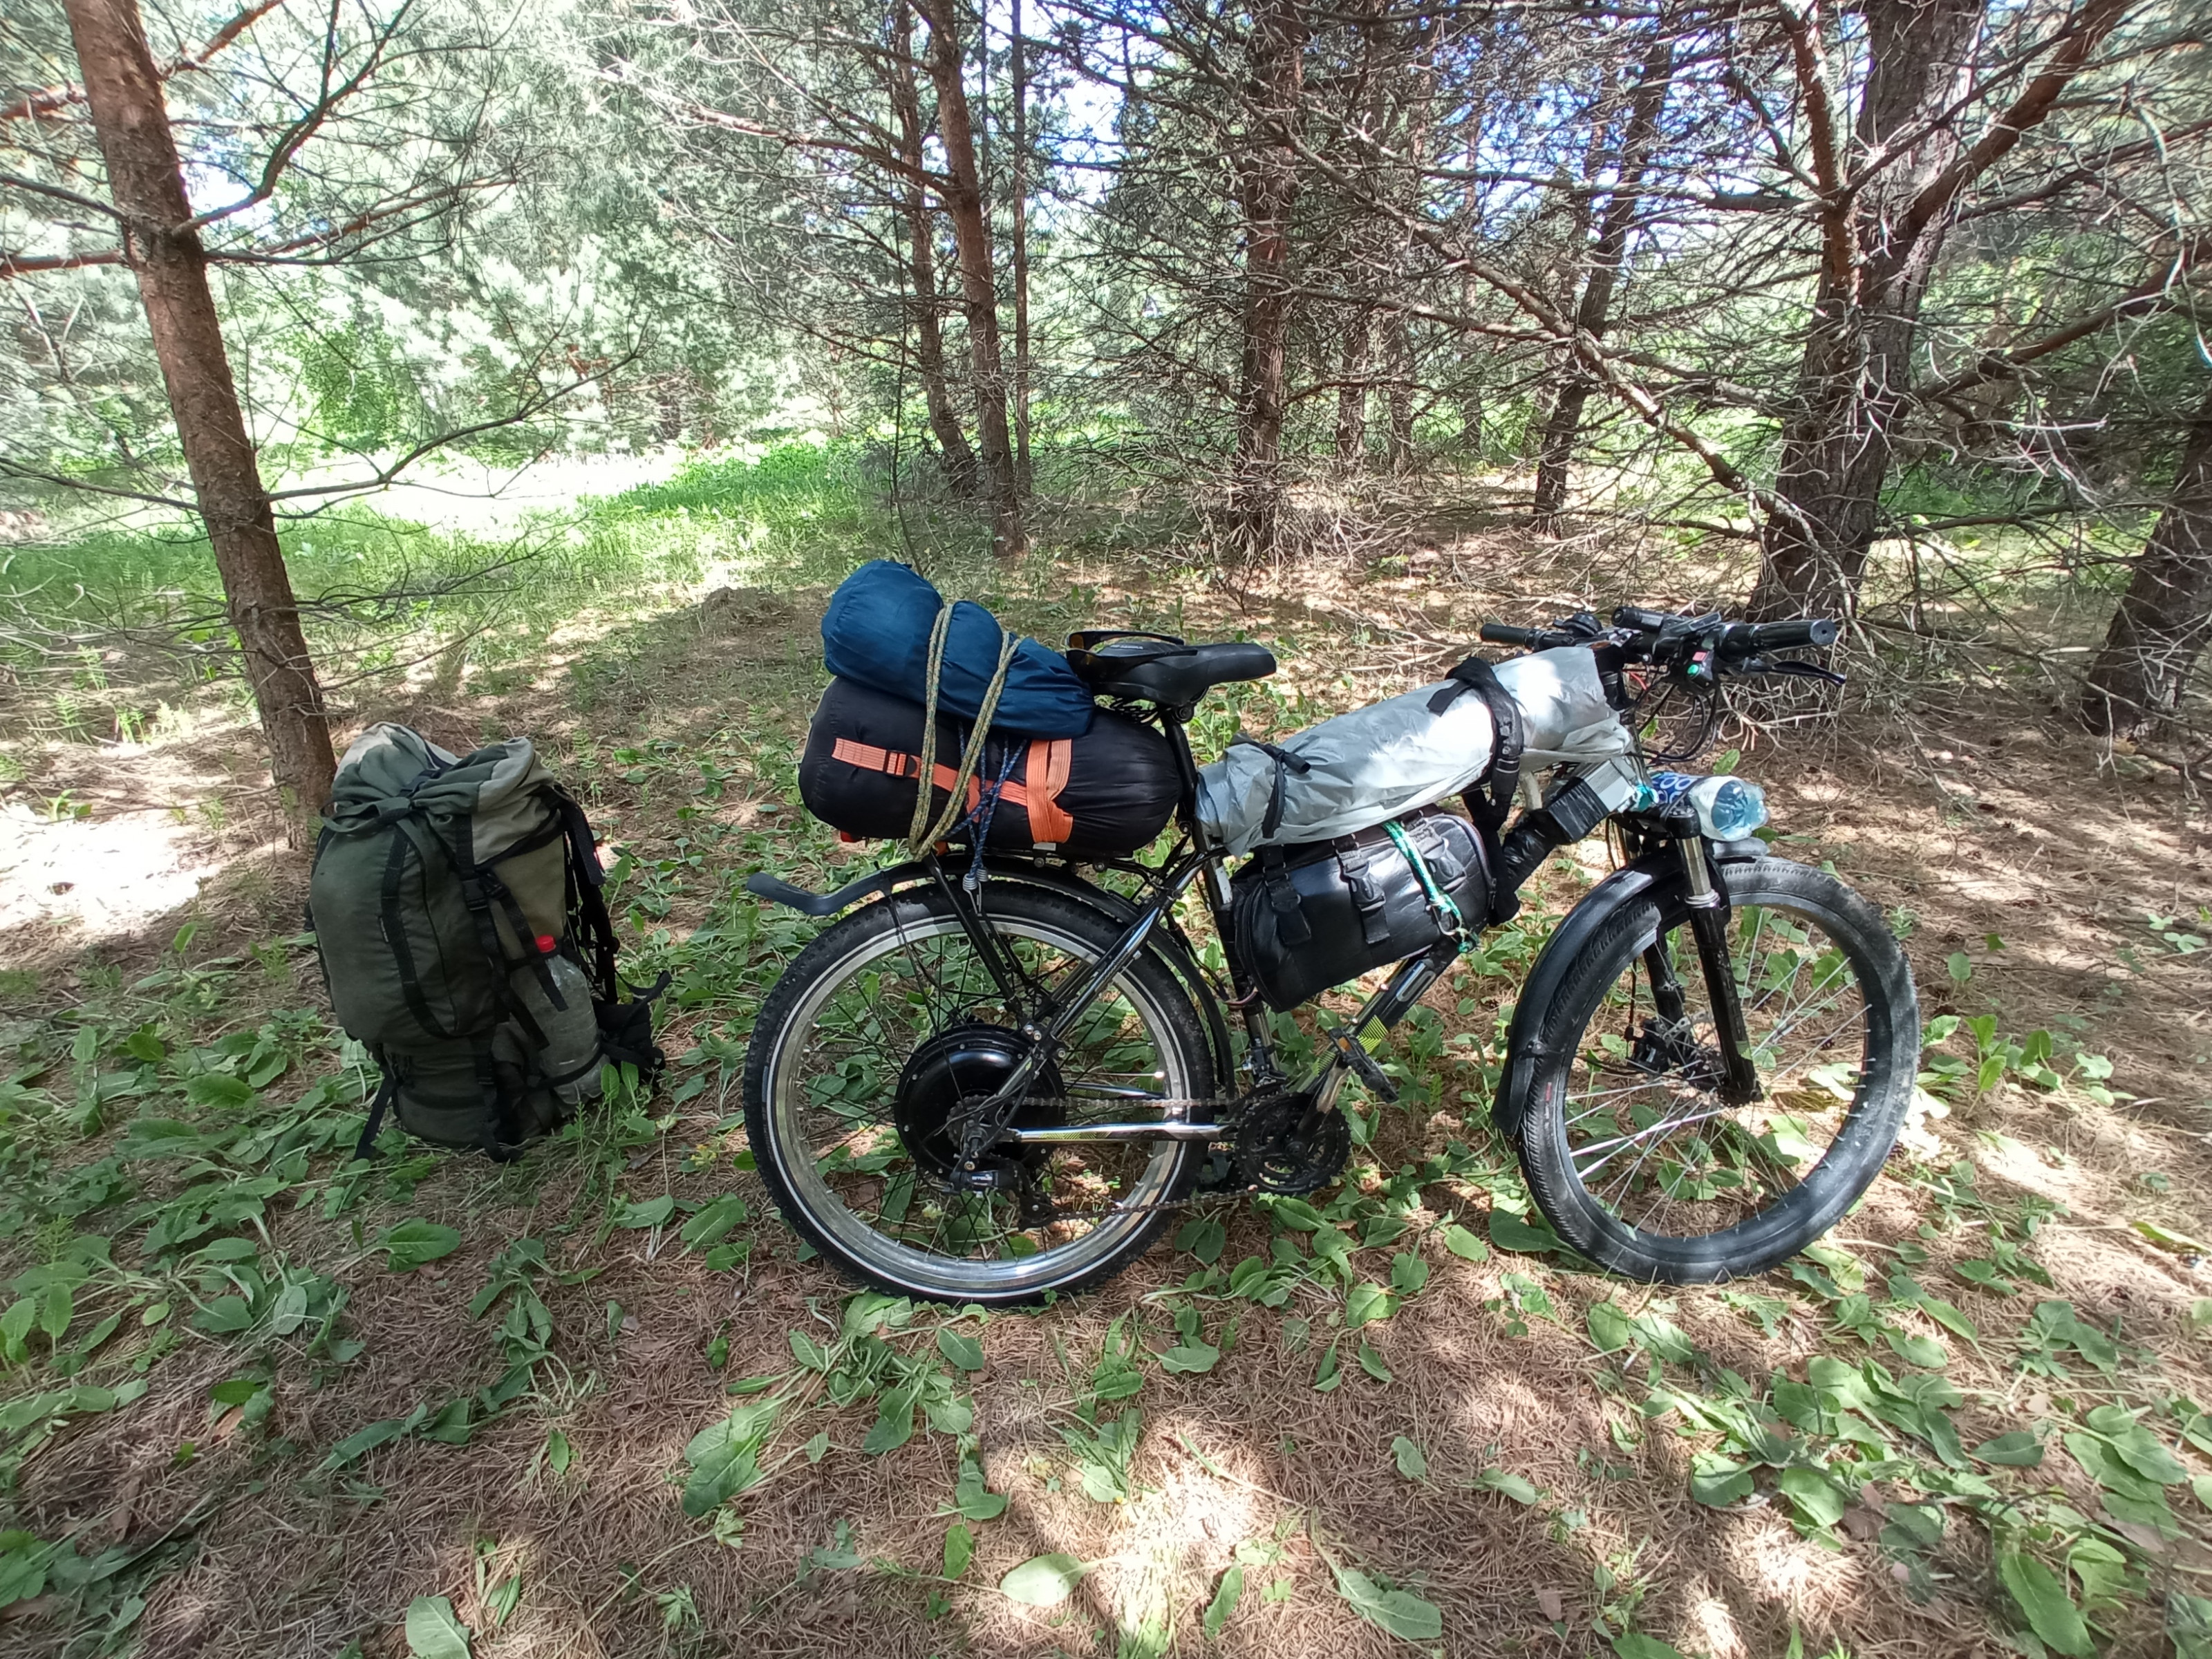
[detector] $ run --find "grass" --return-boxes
[1,457,2210,1658]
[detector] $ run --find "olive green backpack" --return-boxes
[308,724,664,1161]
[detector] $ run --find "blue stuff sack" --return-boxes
[821,561,1094,738]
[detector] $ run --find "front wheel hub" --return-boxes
[893,1023,1064,1182]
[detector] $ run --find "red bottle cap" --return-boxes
[536,934,557,956]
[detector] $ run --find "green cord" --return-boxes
[1385,819,1466,948]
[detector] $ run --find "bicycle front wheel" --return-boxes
[1516,856,1920,1283]
[742,882,1214,1306]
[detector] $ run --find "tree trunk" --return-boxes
[917,0,1023,557]
[2081,383,2212,738]
[1010,0,1031,493]
[1333,308,1369,463]
[1532,37,1672,533]
[1381,308,1414,473]
[892,2,977,494]
[62,0,335,832]
[1232,0,1305,560]
[1747,0,1984,619]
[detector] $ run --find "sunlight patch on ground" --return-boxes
[0,803,223,944]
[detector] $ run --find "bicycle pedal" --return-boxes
[1325,1027,1399,1104]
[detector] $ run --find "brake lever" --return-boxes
[1741,656,1847,686]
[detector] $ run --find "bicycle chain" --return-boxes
[936,1091,1336,1226]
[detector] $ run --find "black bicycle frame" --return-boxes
[935,704,1468,1160]
[758,684,1766,1161]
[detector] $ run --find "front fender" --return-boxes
[1490,849,1684,1141]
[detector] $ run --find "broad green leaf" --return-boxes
[37,1284,71,1343]
[185,1073,256,1110]
[1356,1340,1393,1382]
[1265,1197,1324,1232]
[1203,1564,1244,1638]
[404,1595,473,1659]
[1345,1281,1396,1329]
[1488,1212,1557,1254]
[1689,1452,1754,1507]
[681,1399,779,1515]
[1331,1564,1442,1641]
[1441,1223,1490,1262]
[1000,1553,1089,1606]
[1586,1302,1633,1353]
[1313,1338,1341,1393]
[1996,1548,2092,1656]
[1612,1636,1690,1659]
[1389,1253,1429,1296]
[1777,1467,1847,1530]
[1974,1430,2044,1468]
[1391,1436,1427,1482]
[949,1458,1007,1521]
[679,1195,749,1248]
[942,1522,975,1581]
[546,1430,573,1477]
[1472,1467,1540,1505]
[861,1387,915,1456]
[0,1539,49,1608]
[1161,1340,1221,1375]
[789,1329,832,1371]
[1177,1217,1227,1264]
[319,1406,427,1472]
[615,1195,675,1229]
[937,1329,985,1372]
[379,1221,462,1272]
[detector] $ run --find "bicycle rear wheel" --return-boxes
[742,883,1212,1305]
[1515,856,1919,1283]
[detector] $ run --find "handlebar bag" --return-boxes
[1229,807,1493,1011]
[821,560,1095,738]
[799,677,1179,856]
[1196,645,1625,856]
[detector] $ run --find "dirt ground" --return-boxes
[3,525,2210,1659]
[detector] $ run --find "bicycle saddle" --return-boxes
[1066,631,1277,707]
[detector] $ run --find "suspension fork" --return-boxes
[1677,836,1760,1102]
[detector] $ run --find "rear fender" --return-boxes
[748,858,1235,1090]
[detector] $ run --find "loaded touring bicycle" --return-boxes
[742,564,1920,1306]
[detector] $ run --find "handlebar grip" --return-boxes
[1747,617,1839,651]
[1478,621,1544,647]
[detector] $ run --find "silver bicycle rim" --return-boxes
[761,908,1196,1300]
[1562,895,1875,1239]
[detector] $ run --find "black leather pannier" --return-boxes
[798,677,1181,857]
[1230,807,1491,1011]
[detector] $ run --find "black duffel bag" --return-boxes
[1230,807,1492,1011]
[799,677,1181,857]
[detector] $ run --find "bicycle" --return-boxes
[740,604,1920,1305]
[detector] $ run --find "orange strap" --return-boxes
[831,735,1077,845]
[1025,738,1074,843]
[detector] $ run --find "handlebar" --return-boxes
[1475,606,1840,676]
[1477,620,1557,650]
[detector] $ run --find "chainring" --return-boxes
[1232,1092,1351,1195]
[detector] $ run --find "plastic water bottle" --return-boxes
[512,935,604,1103]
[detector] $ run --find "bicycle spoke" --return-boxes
[1557,897,1875,1239]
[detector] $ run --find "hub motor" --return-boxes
[893,1022,1065,1183]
